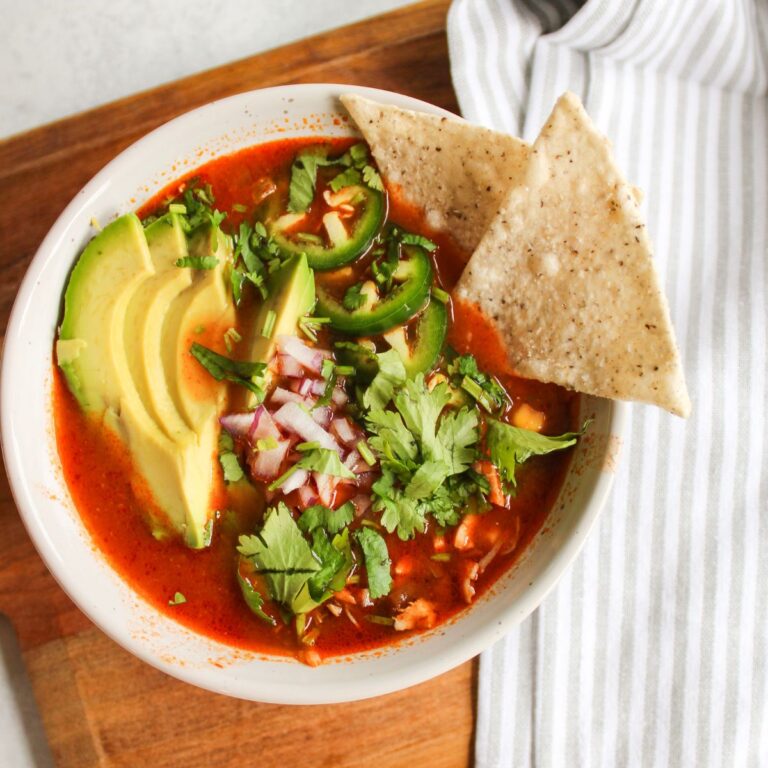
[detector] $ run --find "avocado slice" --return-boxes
[58,214,154,411]
[163,226,235,434]
[56,213,229,548]
[127,213,193,444]
[244,253,315,407]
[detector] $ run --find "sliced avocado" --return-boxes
[245,253,315,406]
[163,226,235,434]
[56,213,227,548]
[127,213,193,444]
[58,214,154,412]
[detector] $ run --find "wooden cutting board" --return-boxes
[0,2,477,766]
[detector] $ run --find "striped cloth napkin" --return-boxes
[446,1,768,766]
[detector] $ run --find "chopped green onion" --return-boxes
[347,574,361,584]
[460,375,493,412]
[268,465,298,491]
[299,315,331,342]
[356,440,376,467]
[232,203,248,213]
[360,519,381,529]
[168,203,187,214]
[255,436,278,451]
[168,591,186,606]
[364,615,395,626]
[430,553,451,562]
[261,309,277,339]
[296,232,323,245]
[431,286,450,304]
[334,365,355,376]
[296,441,321,452]
[223,327,242,353]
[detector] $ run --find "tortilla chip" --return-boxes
[340,94,530,253]
[455,92,690,417]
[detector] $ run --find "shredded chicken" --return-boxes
[394,598,437,631]
[460,560,480,604]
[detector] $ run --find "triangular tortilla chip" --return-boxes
[455,92,690,417]
[341,94,530,253]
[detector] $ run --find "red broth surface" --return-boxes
[53,137,579,660]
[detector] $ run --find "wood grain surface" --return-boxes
[0,2,477,766]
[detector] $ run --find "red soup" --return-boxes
[54,137,580,664]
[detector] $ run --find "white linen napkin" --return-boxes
[447,1,768,766]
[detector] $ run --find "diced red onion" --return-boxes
[280,467,309,495]
[276,335,329,374]
[313,472,336,506]
[311,406,333,427]
[299,378,315,397]
[330,417,357,447]
[278,354,305,378]
[248,438,290,480]
[343,450,365,476]
[248,405,281,442]
[331,387,348,407]
[270,387,312,407]
[220,412,254,439]
[351,494,372,516]
[310,380,325,396]
[272,402,339,451]
[297,485,319,509]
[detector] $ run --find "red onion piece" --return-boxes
[313,472,336,506]
[220,412,254,438]
[281,467,309,495]
[331,387,348,407]
[278,354,305,378]
[276,335,330,374]
[350,494,372,516]
[311,406,333,427]
[299,378,315,397]
[297,485,319,509]
[248,405,281,442]
[330,417,357,447]
[270,387,313,407]
[272,402,339,451]
[248,438,290,480]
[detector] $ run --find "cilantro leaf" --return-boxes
[435,407,479,474]
[175,255,219,269]
[288,149,339,213]
[168,592,186,606]
[237,571,276,625]
[306,528,351,602]
[362,165,384,191]
[237,503,320,612]
[448,354,507,411]
[270,447,355,491]
[355,527,392,599]
[298,502,355,535]
[372,470,428,540]
[329,167,362,192]
[342,282,366,311]
[486,419,588,488]
[393,375,451,460]
[218,431,244,483]
[349,143,369,167]
[363,349,406,411]
[404,459,451,499]
[366,409,418,471]
[190,343,267,399]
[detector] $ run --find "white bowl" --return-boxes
[0,84,627,704]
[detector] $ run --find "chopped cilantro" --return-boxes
[237,503,320,612]
[174,255,219,270]
[298,502,355,535]
[363,349,406,411]
[298,315,331,343]
[362,165,384,191]
[329,167,362,192]
[355,527,392,599]
[486,419,589,488]
[268,447,355,491]
[288,149,341,213]
[223,327,241,353]
[218,431,245,484]
[342,282,367,311]
[237,571,276,625]
[190,343,266,399]
[447,354,508,411]
[168,592,186,606]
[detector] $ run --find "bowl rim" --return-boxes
[0,83,628,703]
